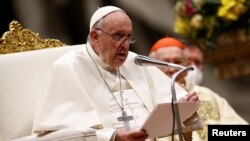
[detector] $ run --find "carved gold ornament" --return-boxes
[0,20,64,54]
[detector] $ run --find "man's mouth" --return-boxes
[116,53,127,59]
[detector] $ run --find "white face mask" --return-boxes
[185,64,203,85]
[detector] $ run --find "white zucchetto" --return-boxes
[89,6,123,31]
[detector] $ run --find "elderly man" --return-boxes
[32,6,198,141]
[149,37,248,141]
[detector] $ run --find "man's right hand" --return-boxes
[115,128,148,141]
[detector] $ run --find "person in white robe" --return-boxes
[32,6,199,141]
[149,37,248,141]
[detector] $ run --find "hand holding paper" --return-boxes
[115,128,148,141]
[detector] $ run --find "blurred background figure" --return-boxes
[184,41,204,85]
[149,36,248,141]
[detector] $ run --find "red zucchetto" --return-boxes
[150,37,185,52]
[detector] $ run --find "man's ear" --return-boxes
[89,30,99,46]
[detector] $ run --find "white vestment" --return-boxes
[32,43,187,140]
[187,82,248,141]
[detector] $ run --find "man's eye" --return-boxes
[194,60,201,65]
[174,61,182,65]
[114,33,124,39]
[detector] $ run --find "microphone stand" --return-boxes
[134,55,194,140]
[171,66,194,141]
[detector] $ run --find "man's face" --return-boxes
[186,47,203,70]
[154,47,187,84]
[92,11,133,68]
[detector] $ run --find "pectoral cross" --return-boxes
[117,110,134,129]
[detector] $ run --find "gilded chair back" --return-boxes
[0,20,64,54]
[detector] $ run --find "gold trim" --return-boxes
[0,20,65,54]
[197,101,220,141]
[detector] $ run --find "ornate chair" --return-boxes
[0,20,96,141]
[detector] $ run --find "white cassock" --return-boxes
[32,43,188,140]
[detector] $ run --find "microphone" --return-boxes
[134,55,185,70]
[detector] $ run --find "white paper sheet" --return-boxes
[141,101,199,139]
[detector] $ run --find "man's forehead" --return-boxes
[157,46,183,53]
[156,47,184,58]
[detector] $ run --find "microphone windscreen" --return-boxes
[134,55,142,66]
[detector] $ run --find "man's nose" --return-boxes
[120,38,130,49]
[168,67,178,75]
[120,37,130,45]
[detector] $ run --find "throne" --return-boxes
[0,21,96,141]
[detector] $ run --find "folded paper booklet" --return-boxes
[141,101,199,139]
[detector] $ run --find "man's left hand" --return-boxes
[181,91,198,102]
